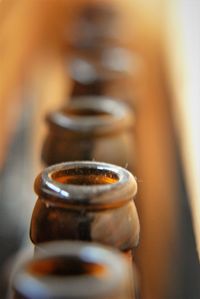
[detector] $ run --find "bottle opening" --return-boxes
[26,256,107,278]
[63,107,110,117]
[35,162,137,207]
[13,242,129,299]
[47,97,133,135]
[52,167,119,185]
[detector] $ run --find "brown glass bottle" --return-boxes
[69,48,136,104]
[41,97,135,171]
[12,241,133,299]
[63,1,137,104]
[30,161,139,251]
[65,2,122,51]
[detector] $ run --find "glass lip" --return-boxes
[34,161,137,208]
[46,96,134,134]
[69,47,135,83]
[13,241,129,299]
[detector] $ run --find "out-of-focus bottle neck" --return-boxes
[12,241,133,299]
[45,97,134,137]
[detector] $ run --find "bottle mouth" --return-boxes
[13,241,129,299]
[35,161,137,209]
[67,3,120,50]
[46,96,134,135]
[69,48,136,84]
[52,167,118,185]
[63,107,110,117]
[27,256,107,278]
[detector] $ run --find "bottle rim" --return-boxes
[13,241,130,299]
[34,161,137,209]
[69,47,136,83]
[46,96,134,135]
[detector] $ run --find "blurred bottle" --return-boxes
[11,241,133,299]
[70,48,136,105]
[65,3,123,52]
[41,97,135,171]
[64,2,137,106]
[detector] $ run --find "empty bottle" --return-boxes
[11,240,133,299]
[70,47,136,104]
[30,161,139,252]
[41,97,135,171]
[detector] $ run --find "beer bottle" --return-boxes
[12,241,133,299]
[67,3,120,50]
[70,48,136,104]
[63,2,137,104]
[30,161,139,255]
[41,98,135,171]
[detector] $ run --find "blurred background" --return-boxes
[0,0,199,299]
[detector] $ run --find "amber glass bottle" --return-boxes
[30,161,139,253]
[70,48,135,104]
[41,97,135,171]
[64,2,136,104]
[66,2,123,51]
[12,241,133,299]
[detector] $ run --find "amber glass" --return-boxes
[42,97,135,170]
[30,161,139,252]
[64,2,136,103]
[12,241,133,299]
[65,2,121,50]
[70,48,136,104]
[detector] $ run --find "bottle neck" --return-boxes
[30,162,139,251]
[65,3,121,50]
[46,97,134,137]
[12,241,132,299]
[34,161,137,211]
